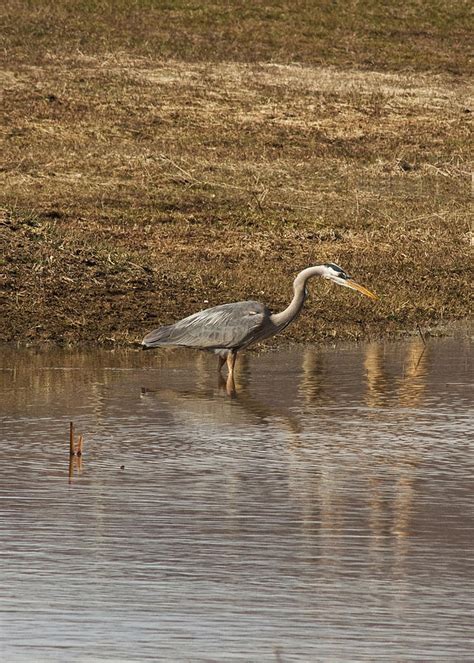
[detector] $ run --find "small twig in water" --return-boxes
[69,421,75,456]
[76,434,83,457]
[68,423,85,482]
[68,422,84,458]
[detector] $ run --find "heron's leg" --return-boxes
[217,356,226,373]
[226,372,236,397]
[226,351,237,376]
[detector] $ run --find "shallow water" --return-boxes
[0,329,473,662]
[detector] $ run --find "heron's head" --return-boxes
[322,263,378,300]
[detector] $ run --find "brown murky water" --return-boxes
[1,329,473,662]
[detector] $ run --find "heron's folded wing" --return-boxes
[144,301,269,349]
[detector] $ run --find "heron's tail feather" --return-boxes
[141,325,176,349]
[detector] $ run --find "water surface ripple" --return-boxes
[0,331,473,661]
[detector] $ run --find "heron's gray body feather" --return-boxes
[142,300,276,355]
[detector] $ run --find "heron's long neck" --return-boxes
[270,265,325,330]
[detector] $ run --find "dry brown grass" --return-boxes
[1,3,472,346]
[3,0,472,73]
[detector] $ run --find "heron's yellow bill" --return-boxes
[346,280,378,300]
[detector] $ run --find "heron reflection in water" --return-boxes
[142,263,378,380]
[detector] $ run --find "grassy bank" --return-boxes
[1,1,472,346]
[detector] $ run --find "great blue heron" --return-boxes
[142,263,377,375]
